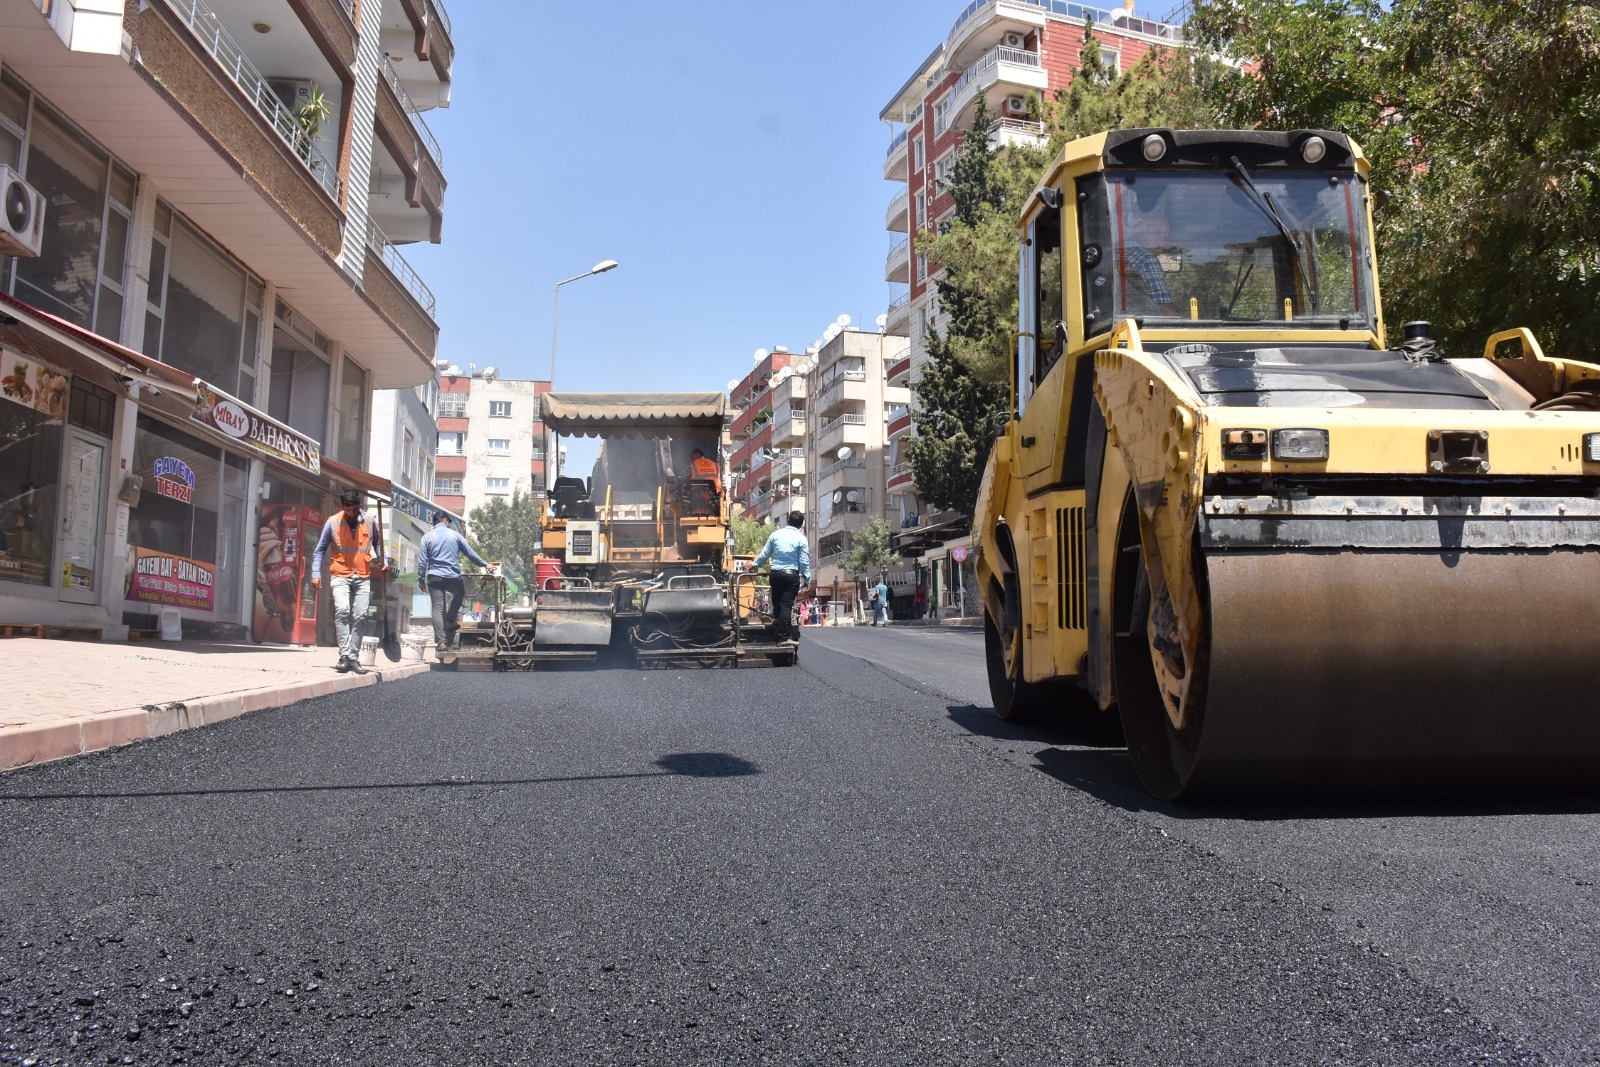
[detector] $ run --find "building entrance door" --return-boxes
[57,430,107,605]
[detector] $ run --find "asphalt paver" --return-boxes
[0,636,1572,1065]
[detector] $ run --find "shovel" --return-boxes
[374,502,402,662]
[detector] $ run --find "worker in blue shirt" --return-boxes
[417,511,495,653]
[753,510,811,644]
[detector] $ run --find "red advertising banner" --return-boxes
[127,547,216,612]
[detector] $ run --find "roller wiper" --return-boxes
[1229,155,1320,313]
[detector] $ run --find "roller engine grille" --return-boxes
[1056,505,1086,630]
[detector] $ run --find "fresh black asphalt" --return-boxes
[1,629,1593,1065]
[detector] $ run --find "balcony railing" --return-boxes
[817,455,866,480]
[161,0,342,200]
[367,220,438,316]
[887,291,911,313]
[949,0,1184,45]
[429,0,453,37]
[382,55,443,168]
[935,46,1041,135]
[886,126,908,158]
[819,412,867,437]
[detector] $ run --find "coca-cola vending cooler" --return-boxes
[254,505,321,644]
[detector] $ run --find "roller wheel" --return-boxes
[985,610,1057,722]
[1111,502,1205,799]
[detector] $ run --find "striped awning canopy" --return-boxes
[541,392,728,437]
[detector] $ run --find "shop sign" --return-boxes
[0,349,69,419]
[388,484,459,534]
[192,381,321,475]
[152,456,196,504]
[126,547,215,612]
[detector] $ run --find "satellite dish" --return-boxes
[482,366,498,379]
[791,478,803,490]
[754,348,769,362]
[832,490,843,504]
[846,490,861,503]
[837,446,853,461]
[876,314,888,328]
[725,379,739,392]
[775,367,793,382]
[836,314,851,327]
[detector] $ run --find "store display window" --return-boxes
[126,415,221,612]
[0,353,64,587]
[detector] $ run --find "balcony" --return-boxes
[772,372,808,408]
[949,0,1182,69]
[815,455,866,497]
[384,0,455,105]
[772,452,807,485]
[933,45,1047,137]
[885,292,912,338]
[993,117,1047,149]
[889,463,916,491]
[772,412,808,448]
[366,221,437,316]
[884,126,909,182]
[888,407,914,437]
[815,371,868,417]
[886,235,911,284]
[886,188,910,233]
[886,353,913,384]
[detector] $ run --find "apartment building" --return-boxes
[878,0,1182,612]
[0,0,451,641]
[726,326,910,616]
[432,369,550,523]
[367,373,443,585]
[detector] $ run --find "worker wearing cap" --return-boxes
[753,510,812,645]
[311,489,388,674]
[418,510,494,654]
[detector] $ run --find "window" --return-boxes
[438,392,467,418]
[913,136,925,173]
[434,476,462,496]
[335,357,366,465]
[266,343,329,444]
[934,152,956,188]
[0,357,64,588]
[1099,46,1122,76]
[437,431,465,456]
[486,477,510,494]
[150,212,258,397]
[401,429,416,488]
[915,192,926,227]
[487,438,510,455]
[489,400,511,418]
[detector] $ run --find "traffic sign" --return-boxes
[951,546,969,563]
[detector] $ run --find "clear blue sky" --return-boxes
[404,1,937,400]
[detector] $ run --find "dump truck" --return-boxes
[454,391,796,670]
[973,128,1600,797]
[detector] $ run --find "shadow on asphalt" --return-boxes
[947,704,1600,820]
[0,751,761,802]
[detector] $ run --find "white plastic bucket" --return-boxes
[159,607,182,641]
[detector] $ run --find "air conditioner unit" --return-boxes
[0,166,46,259]
[1003,32,1028,48]
[266,78,314,116]
[1003,96,1029,116]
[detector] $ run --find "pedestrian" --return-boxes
[871,577,890,626]
[752,510,812,645]
[418,511,495,654]
[310,489,388,674]
[913,584,927,622]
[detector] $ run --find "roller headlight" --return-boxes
[1301,136,1327,164]
[1272,427,1329,461]
[1141,134,1168,162]
[1585,433,1600,462]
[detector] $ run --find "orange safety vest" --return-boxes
[328,513,377,578]
[691,455,721,491]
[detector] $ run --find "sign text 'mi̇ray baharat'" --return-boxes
[192,381,321,475]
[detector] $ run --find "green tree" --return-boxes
[1187,0,1600,359]
[841,518,902,580]
[730,510,774,557]
[467,487,541,578]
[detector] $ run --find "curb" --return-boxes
[0,661,432,774]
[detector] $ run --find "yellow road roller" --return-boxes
[973,128,1600,797]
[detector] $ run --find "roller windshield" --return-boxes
[1079,170,1376,333]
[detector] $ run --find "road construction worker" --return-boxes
[688,447,721,493]
[310,488,388,674]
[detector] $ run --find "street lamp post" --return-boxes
[546,259,618,492]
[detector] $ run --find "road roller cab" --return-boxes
[974,128,1600,797]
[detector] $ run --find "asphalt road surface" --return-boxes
[1,626,1594,1065]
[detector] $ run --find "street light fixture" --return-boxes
[547,258,619,489]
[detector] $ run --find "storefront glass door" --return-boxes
[57,429,106,603]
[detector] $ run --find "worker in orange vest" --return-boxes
[689,447,722,493]
[310,488,388,674]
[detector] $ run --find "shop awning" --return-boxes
[1,292,196,392]
[387,484,466,536]
[541,392,728,437]
[323,457,391,499]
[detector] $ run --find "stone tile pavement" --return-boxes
[0,637,439,773]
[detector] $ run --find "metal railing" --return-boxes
[887,188,910,218]
[429,0,453,38]
[160,0,342,200]
[817,455,866,480]
[886,235,910,267]
[382,56,443,168]
[819,412,867,437]
[886,127,908,157]
[935,46,1041,135]
[367,220,438,316]
[887,291,912,312]
[948,0,1184,45]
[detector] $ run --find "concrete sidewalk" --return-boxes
[0,637,436,773]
